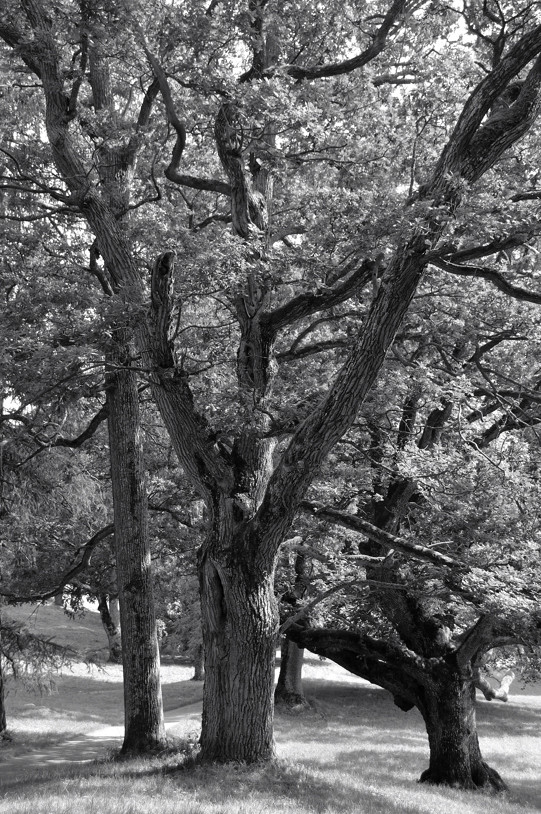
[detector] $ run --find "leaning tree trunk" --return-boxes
[199,537,278,762]
[107,337,167,754]
[275,638,307,708]
[97,594,123,664]
[418,665,507,791]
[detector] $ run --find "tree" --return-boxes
[285,276,541,790]
[2,0,541,766]
[106,335,167,753]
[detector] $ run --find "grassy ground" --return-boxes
[1,605,540,813]
[2,603,203,749]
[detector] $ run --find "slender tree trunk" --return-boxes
[199,545,277,762]
[275,638,307,707]
[191,643,204,681]
[418,668,507,791]
[97,594,123,664]
[0,624,7,740]
[109,594,121,629]
[107,337,167,754]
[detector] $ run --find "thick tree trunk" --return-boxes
[97,594,123,664]
[419,669,507,791]
[275,637,307,708]
[107,337,167,754]
[199,549,278,762]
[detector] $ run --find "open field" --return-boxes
[1,604,540,814]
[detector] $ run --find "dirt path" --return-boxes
[0,702,202,789]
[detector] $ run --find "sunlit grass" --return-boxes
[2,673,540,814]
[2,605,540,813]
[3,603,202,750]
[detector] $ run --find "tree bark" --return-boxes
[418,665,507,791]
[275,638,307,708]
[199,545,277,762]
[106,337,167,754]
[97,593,123,664]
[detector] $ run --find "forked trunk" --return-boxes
[419,668,507,791]
[275,638,308,708]
[97,594,123,664]
[199,551,278,762]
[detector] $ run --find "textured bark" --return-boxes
[199,545,277,762]
[275,638,307,707]
[107,337,166,754]
[97,594,123,664]
[419,668,507,791]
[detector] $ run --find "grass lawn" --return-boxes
[2,603,202,750]
[1,604,540,813]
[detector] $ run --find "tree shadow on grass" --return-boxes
[0,755,438,814]
[477,697,541,736]
[275,682,426,745]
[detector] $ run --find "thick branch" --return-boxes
[299,501,461,568]
[474,668,514,701]
[53,403,109,448]
[286,0,410,81]
[511,189,541,201]
[287,623,427,700]
[430,35,541,189]
[433,231,535,263]
[264,258,376,334]
[146,252,234,497]
[134,24,230,195]
[455,615,495,667]
[431,256,541,305]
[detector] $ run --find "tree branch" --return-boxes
[133,22,230,196]
[1,524,114,604]
[430,256,541,305]
[263,258,376,334]
[286,0,411,81]
[299,500,461,568]
[52,403,109,448]
[455,615,496,667]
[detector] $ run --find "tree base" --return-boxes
[419,761,508,792]
[274,689,310,710]
[119,736,170,757]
